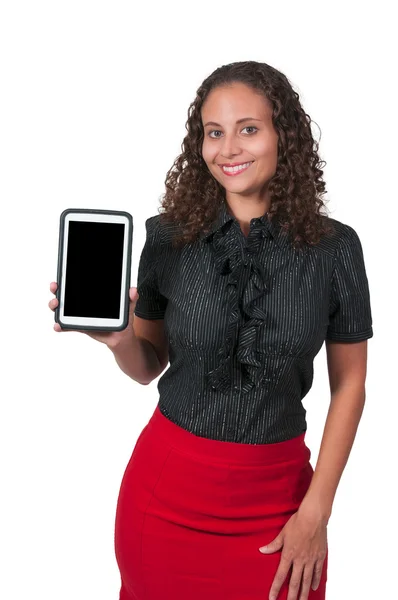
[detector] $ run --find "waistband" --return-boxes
[147,405,308,466]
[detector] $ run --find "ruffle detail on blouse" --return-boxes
[204,217,276,395]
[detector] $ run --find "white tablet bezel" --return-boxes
[58,211,130,328]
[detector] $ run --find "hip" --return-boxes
[121,405,314,527]
[114,405,327,599]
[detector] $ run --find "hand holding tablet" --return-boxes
[48,282,140,349]
[54,208,133,331]
[50,208,140,347]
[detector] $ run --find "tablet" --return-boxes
[54,208,133,331]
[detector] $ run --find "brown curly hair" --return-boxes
[158,60,335,250]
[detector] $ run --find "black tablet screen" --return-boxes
[64,221,125,319]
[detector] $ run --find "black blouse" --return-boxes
[134,200,373,444]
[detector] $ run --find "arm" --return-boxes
[110,336,162,385]
[297,339,369,524]
[110,215,168,385]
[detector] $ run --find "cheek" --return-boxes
[202,149,220,176]
[255,142,278,170]
[201,141,214,165]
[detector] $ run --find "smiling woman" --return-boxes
[158,60,334,249]
[201,86,279,209]
[114,60,373,600]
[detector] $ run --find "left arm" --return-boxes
[262,226,373,600]
[298,338,369,524]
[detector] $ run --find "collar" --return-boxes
[201,200,290,249]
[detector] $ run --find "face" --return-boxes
[201,82,279,204]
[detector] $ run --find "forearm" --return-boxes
[298,384,366,524]
[109,335,161,385]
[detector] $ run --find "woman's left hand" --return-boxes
[258,508,328,600]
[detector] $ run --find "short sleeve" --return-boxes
[326,224,373,342]
[134,217,168,320]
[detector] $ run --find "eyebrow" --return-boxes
[203,117,263,127]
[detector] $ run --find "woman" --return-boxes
[49,60,373,600]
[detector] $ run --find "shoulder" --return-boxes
[328,216,362,243]
[145,214,179,246]
[144,214,161,237]
[316,215,364,259]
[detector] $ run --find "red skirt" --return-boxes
[114,405,328,599]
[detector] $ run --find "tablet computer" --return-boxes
[54,208,133,331]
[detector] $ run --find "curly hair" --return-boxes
[158,60,335,250]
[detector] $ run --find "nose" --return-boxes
[220,133,242,159]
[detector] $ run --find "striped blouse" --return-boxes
[134,200,373,444]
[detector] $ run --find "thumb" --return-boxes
[129,287,140,304]
[259,533,284,554]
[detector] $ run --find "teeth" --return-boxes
[222,162,252,173]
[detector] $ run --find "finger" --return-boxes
[286,563,304,600]
[298,564,314,600]
[269,559,291,600]
[311,559,324,591]
[50,282,58,293]
[53,323,76,332]
[53,323,86,334]
[49,298,59,310]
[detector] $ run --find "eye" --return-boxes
[207,126,258,138]
[208,129,222,139]
[242,126,258,134]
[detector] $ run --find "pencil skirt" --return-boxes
[114,405,328,599]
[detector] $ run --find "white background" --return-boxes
[0,1,395,598]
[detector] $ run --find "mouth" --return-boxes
[218,161,254,176]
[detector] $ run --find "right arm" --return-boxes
[116,215,169,385]
[109,316,168,385]
[49,217,169,386]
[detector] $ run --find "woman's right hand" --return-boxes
[48,282,140,350]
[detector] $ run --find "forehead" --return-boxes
[201,83,271,121]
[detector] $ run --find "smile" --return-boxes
[219,161,254,176]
